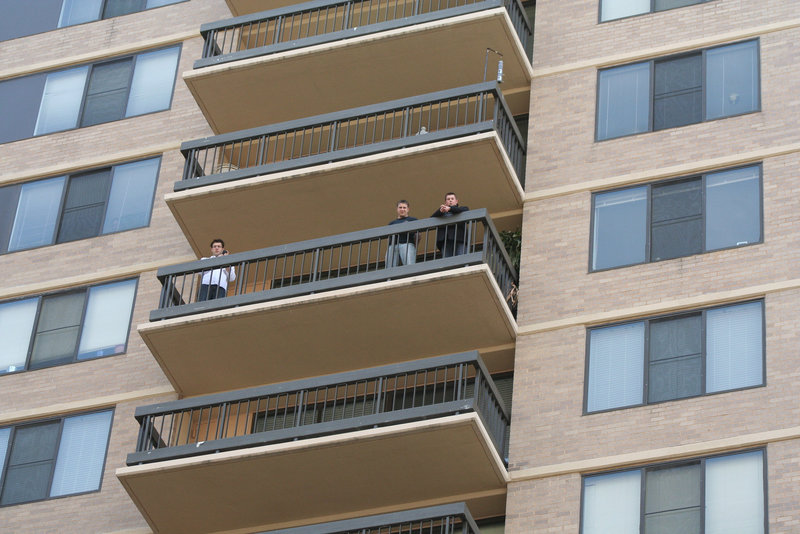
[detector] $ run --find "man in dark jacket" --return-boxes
[431,192,470,257]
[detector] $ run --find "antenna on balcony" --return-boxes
[483,48,504,83]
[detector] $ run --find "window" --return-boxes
[0,279,137,375]
[597,40,759,140]
[0,157,160,253]
[0,410,113,506]
[586,300,763,413]
[0,46,180,144]
[0,0,185,42]
[591,165,761,270]
[601,0,710,23]
[581,450,766,534]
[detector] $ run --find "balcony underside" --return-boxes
[227,0,299,15]
[185,10,532,133]
[168,133,523,255]
[139,265,516,397]
[118,413,507,534]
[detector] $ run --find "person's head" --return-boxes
[210,238,225,255]
[396,200,409,218]
[444,192,458,206]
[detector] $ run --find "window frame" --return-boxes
[0,409,115,507]
[594,39,761,141]
[0,0,189,42]
[0,45,181,144]
[598,0,713,24]
[0,278,139,375]
[588,163,763,272]
[579,448,769,534]
[583,299,766,415]
[0,156,161,254]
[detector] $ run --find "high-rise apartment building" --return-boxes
[0,0,797,533]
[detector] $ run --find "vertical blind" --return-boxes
[587,322,644,411]
[50,411,114,497]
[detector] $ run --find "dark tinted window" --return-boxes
[81,59,134,126]
[653,54,702,130]
[0,421,60,505]
[644,463,703,534]
[0,0,62,41]
[650,179,703,261]
[30,291,86,368]
[0,73,47,144]
[104,0,145,18]
[57,170,113,243]
[648,314,703,402]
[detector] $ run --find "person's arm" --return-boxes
[431,208,444,217]
[449,205,469,214]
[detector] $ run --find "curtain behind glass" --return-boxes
[582,470,641,533]
[601,0,649,21]
[102,158,159,233]
[706,301,763,392]
[705,166,761,250]
[706,41,759,120]
[50,411,113,497]
[8,177,65,252]
[0,298,38,373]
[77,280,136,359]
[587,322,644,412]
[58,0,103,27]
[597,62,650,140]
[125,47,179,117]
[705,451,764,534]
[34,66,88,135]
[592,187,647,270]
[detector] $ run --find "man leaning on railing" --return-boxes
[431,192,470,258]
[198,238,236,301]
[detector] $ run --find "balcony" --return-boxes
[117,354,508,533]
[257,503,484,534]
[169,83,524,252]
[139,210,517,396]
[185,0,533,132]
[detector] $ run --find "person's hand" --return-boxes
[439,204,449,213]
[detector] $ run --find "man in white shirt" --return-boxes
[198,238,236,301]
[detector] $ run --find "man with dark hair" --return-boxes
[431,192,470,257]
[198,238,236,301]
[386,200,418,267]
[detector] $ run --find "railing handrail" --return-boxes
[260,502,480,533]
[199,0,506,35]
[156,208,508,279]
[134,350,506,420]
[180,82,506,153]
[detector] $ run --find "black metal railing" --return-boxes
[178,82,525,191]
[127,352,509,466]
[259,503,481,533]
[151,209,517,320]
[196,0,531,68]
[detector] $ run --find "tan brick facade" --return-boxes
[510,0,800,531]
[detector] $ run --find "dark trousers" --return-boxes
[198,284,226,301]
[440,241,466,258]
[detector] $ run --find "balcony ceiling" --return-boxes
[184,10,532,133]
[167,134,523,255]
[226,0,300,15]
[117,414,507,534]
[138,265,516,397]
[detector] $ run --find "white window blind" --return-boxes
[601,0,650,21]
[34,67,88,135]
[705,451,764,534]
[102,158,159,234]
[0,298,38,373]
[706,302,763,392]
[77,279,136,359]
[587,322,644,411]
[583,470,641,533]
[126,47,179,117]
[49,411,113,497]
[8,177,65,251]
